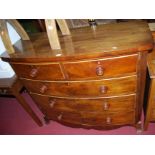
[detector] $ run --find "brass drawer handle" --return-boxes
[100,86,108,94]
[40,85,48,94]
[57,114,63,121]
[30,68,38,77]
[106,117,112,124]
[96,66,104,76]
[103,102,110,110]
[49,99,56,108]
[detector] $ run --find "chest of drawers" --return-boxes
[1,21,153,131]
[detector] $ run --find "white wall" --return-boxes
[0,22,21,78]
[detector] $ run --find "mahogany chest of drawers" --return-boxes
[1,21,154,131]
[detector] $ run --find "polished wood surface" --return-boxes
[30,93,136,112]
[147,50,155,78]
[1,21,153,63]
[136,51,148,123]
[150,108,155,120]
[11,54,138,80]
[63,54,138,79]
[45,19,70,50]
[11,63,64,80]
[1,21,153,130]
[42,109,135,127]
[21,75,137,97]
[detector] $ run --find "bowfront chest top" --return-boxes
[1,21,154,131]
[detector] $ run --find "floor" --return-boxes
[0,92,155,135]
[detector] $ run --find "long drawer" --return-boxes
[22,75,137,97]
[11,63,64,80]
[44,110,135,126]
[30,93,136,113]
[63,54,138,80]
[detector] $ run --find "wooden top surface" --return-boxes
[1,21,154,63]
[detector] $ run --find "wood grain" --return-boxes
[1,21,153,130]
[1,21,153,63]
[63,54,138,79]
[41,108,135,127]
[11,63,64,80]
[21,75,137,97]
[30,93,136,113]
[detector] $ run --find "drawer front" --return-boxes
[80,111,135,126]
[11,63,64,80]
[45,110,135,126]
[22,76,137,97]
[31,93,136,113]
[63,54,138,80]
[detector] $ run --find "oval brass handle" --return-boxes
[106,117,112,124]
[49,99,56,108]
[100,86,108,94]
[96,66,104,76]
[103,102,109,110]
[57,114,63,121]
[30,68,38,77]
[40,85,48,94]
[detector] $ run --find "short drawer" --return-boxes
[45,110,135,126]
[11,63,64,80]
[63,54,138,80]
[30,93,136,113]
[22,75,137,97]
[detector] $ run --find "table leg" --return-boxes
[12,90,43,127]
